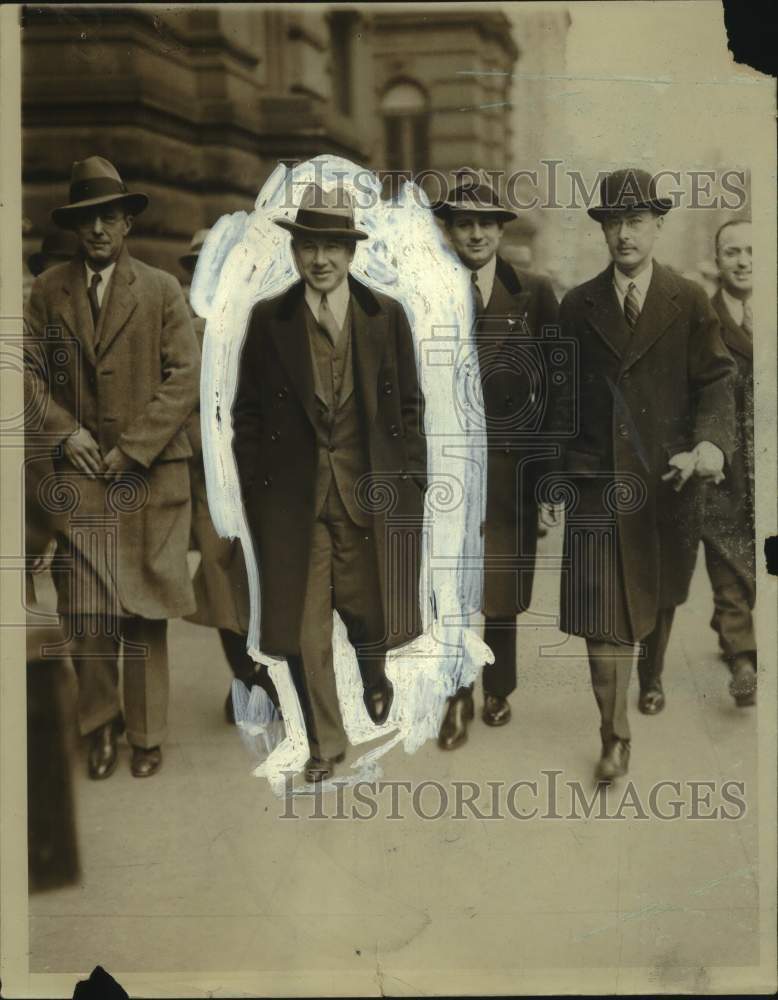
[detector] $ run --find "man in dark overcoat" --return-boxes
[432,179,560,750]
[232,183,427,782]
[544,168,736,782]
[25,156,200,779]
[703,219,756,706]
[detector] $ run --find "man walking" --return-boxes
[703,219,756,706]
[232,183,427,782]
[25,156,200,779]
[432,178,559,750]
[544,168,735,782]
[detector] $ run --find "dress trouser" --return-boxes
[289,486,386,760]
[219,628,280,707]
[702,539,756,660]
[68,616,169,749]
[482,615,517,698]
[586,607,675,742]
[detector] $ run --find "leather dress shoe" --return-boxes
[304,751,346,783]
[364,679,394,725]
[729,655,757,707]
[87,717,123,780]
[638,682,665,715]
[438,686,474,751]
[595,738,630,784]
[482,694,511,727]
[130,745,162,778]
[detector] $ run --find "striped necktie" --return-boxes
[742,299,753,336]
[318,294,341,346]
[88,271,102,330]
[623,281,640,328]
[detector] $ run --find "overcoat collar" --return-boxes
[58,245,138,365]
[479,256,532,350]
[582,260,681,370]
[711,288,752,359]
[271,274,386,428]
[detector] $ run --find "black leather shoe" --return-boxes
[130,745,162,778]
[729,655,756,707]
[638,682,665,715]
[482,694,511,727]
[595,738,630,784]
[304,751,346,783]
[364,679,394,725]
[87,717,123,781]
[438,686,474,751]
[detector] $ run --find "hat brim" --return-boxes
[274,218,369,241]
[52,192,149,229]
[587,198,673,221]
[432,201,517,223]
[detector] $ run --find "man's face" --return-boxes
[74,204,131,268]
[292,236,354,293]
[601,210,663,275]
[716,222,752,298]
[446,213,503,270]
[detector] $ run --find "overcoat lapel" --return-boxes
[58,257,97,368]
[96,247,139,357]
[582,266,630,360]
[272,282,317,429]
[482,257,531,352]
[620,262,680,373]
[350,278,385,426]
[712,289,752,360]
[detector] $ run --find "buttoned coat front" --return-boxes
[232,276,427,657]
[555,261,736,644]
[25,247,200,620]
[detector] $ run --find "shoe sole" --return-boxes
[482,713,511,727]
[88,756,119,781]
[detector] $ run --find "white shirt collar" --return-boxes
[721,288,746,327]
[84,260,117,307]
[304,276,350,330]
[472,254,497,308]
[612,259,653,307]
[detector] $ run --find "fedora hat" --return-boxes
[587,168,673,221]
[52,156,149,228]
[432,179,517,223]
[179,228,210,274]
[274,183,368,241]
[27,229,79,277]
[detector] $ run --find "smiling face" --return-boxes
[73,203,132,269]
[291,235,355,294]
[601,209,663,277]
[446,212,504,270]
[716,221,752,299]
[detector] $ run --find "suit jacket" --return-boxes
[232,275,427,656]
[475,257,560,616]
[554,261,736,643]
[24,247,200,619]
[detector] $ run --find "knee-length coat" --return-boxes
[24,248,200,620]
[554,262,736,644]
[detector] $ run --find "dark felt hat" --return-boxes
[274,183,368,241]
[52,156,149,228]
[587,168,673,221]
[431,179,517,223]
[27,229,79,276]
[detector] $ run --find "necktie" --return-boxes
[742,299,753,336]
[88,272,102,330]
[623,281,640,328]
[471,270,485,316]
[318,294,341,346]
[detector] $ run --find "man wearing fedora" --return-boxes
[702,219,756,707]
[432,176,560,751]
[232,183,427,782]
[25,155,200,779]
[543,167,735,782]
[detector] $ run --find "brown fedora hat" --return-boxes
[179,228,211,274]
[588,168,673,221]
[51,156,149,229]
[274,183,368,241]
[432,179,517,223]
[27,228,79,277]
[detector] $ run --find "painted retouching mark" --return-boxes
[192,156,492,794]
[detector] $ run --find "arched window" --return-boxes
[381,80,429,173]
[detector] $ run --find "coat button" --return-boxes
[618,424,629,438]
[263,476,272,487]
[621,370,631,381]
[383,381,393,395]
[277,387,288,400]
[504,395,513,409]
[270,431,280,442]
[390,424,400,438]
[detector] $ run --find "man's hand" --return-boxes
[102,446,136,480]
[539,502,564,528]
[30,537,57,575]
[63,426,102,479]
[692,441,725,484]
